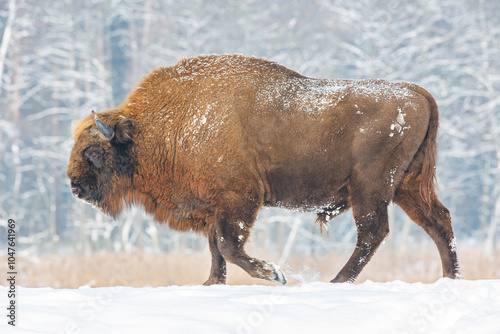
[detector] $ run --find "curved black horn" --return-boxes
[94,115,115,139]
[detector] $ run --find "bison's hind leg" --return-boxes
[330,174,392,283]
[394,174,461,279]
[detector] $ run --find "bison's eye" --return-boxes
[84,146,105,169]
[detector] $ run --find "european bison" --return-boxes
[67,54,461,284]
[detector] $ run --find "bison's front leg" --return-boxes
[214,210,287,285]
[204,225,227,285]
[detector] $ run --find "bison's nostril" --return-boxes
[71,187,80,196]
[70,180,86,198]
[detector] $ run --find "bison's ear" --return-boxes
[113,118,135,146]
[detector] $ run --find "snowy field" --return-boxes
[1,279,499,334]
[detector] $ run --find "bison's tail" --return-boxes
[414,85,439,208]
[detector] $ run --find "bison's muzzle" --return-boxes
[70,179,89,200]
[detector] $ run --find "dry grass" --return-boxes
[2,244,499,288]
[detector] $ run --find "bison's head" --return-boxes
[66,112,136,217]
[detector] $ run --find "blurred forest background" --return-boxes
[1,0,499,286]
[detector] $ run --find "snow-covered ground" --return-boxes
[1,279,499,334]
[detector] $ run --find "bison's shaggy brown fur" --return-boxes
[67,54,460,284]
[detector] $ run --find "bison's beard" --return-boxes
[76,191,124,220]
[80,195,102,210]
[91,179,134,219]
[72,187,104,211]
